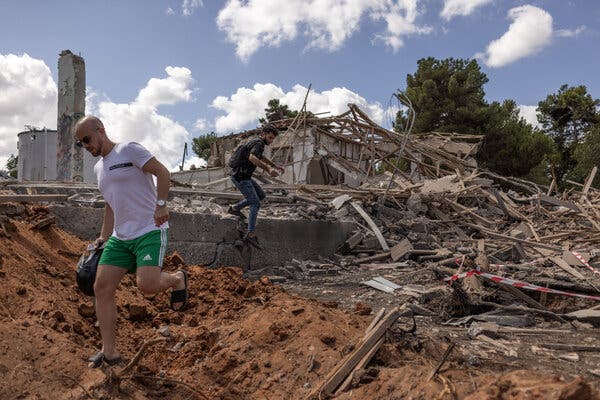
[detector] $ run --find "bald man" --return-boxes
[74,116,188,368]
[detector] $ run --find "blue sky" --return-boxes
[1,0,598,170]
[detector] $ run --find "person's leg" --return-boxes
[231,178,261,232]
[136,267,183,296]
[133,229,187,310]
[239,181,260,234]
[245,179,266,236]
[251,179,266,201]
[230,176,250,210]
[93,264,127,360]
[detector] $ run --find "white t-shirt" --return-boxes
[95,142,168,240]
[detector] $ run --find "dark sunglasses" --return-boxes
[75,136,91,147]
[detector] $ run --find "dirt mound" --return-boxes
[0,205,598,399]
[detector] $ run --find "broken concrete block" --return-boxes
[420,174,464,194]
[267,276,287,283]
[406,193,427,214]
[330,194,352,210]
[467,322,500,339]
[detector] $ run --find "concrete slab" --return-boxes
[50,205,355,269]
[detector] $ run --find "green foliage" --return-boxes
[259,99,298,124]
[478,100,556,177]
[571,125,600,186]
[6,154,18,178]
[537,84,600,181]
[394,57,555,178]
[375,157,409,174]
[524,158,553,186]
[394,57,489,135]
[191,132,217,161]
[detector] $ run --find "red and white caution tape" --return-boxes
[445,269,600,301]
[571,251,600,275]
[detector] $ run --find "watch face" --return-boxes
[157,200,166,206]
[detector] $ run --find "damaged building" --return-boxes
[171,103,482,190]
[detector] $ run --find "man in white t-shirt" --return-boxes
[74,116,188,368]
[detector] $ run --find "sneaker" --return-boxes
[243,232,262,249]
[227,206,245,219]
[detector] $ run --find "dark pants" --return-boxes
[230,176,266,232]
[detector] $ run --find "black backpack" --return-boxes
[76,244,104,296]
[228,138,263,169]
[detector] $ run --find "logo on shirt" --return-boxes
[143,254,152,261]
[109,162,133,170]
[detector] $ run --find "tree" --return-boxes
[394,57,555,178]
[537,84,600,182]
[571,125,600,186]
[6,154,18,179]
[259,99,298,124]
[192,132,217,161]
[478,100,555,178]
[394,57,489,135]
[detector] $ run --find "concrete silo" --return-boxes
[17,127,98,182]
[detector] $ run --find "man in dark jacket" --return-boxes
[228,124,284,247]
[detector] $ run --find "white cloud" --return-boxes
[211,83,392,133]
[440,0,492,21]
[556,25,586,38]
[194,118,208,131]
[0,53,57,169]
[182,155,207,171]
[135,66,194,106]
[89,67,197,170]
[166,7,175,16]
[518,105,540,129]
[371,1,433,51]
[211,83,284,133]
[216,0,431,62]
[477,5,553,68]
[182,0,203,16]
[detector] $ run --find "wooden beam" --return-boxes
[353,252,391,264]
[538,194,581,212]
[581,166,598,198]
[464,223,562,251]
[350,201,389,251]
[307,307,400,399]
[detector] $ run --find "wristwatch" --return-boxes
[156,199,167,207]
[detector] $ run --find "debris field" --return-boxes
[2,106,600,399]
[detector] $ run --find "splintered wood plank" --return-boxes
[390,238,413,261]
[350,201,389,251]
[582,166,598,198]
[307,307,401,399]
[345,232,364,250]
[551,257,586,279]
[538,194,581,212]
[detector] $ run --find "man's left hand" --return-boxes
[154,206,169,226]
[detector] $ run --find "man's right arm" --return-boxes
[95,203,114,247]
[249,153,279,176]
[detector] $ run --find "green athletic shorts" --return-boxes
[98,229,168,273]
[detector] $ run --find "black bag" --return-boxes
[76,245,104,296]
[228,138,263,169]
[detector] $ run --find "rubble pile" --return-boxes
[1,103,600,398]
[1,201,599,399]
